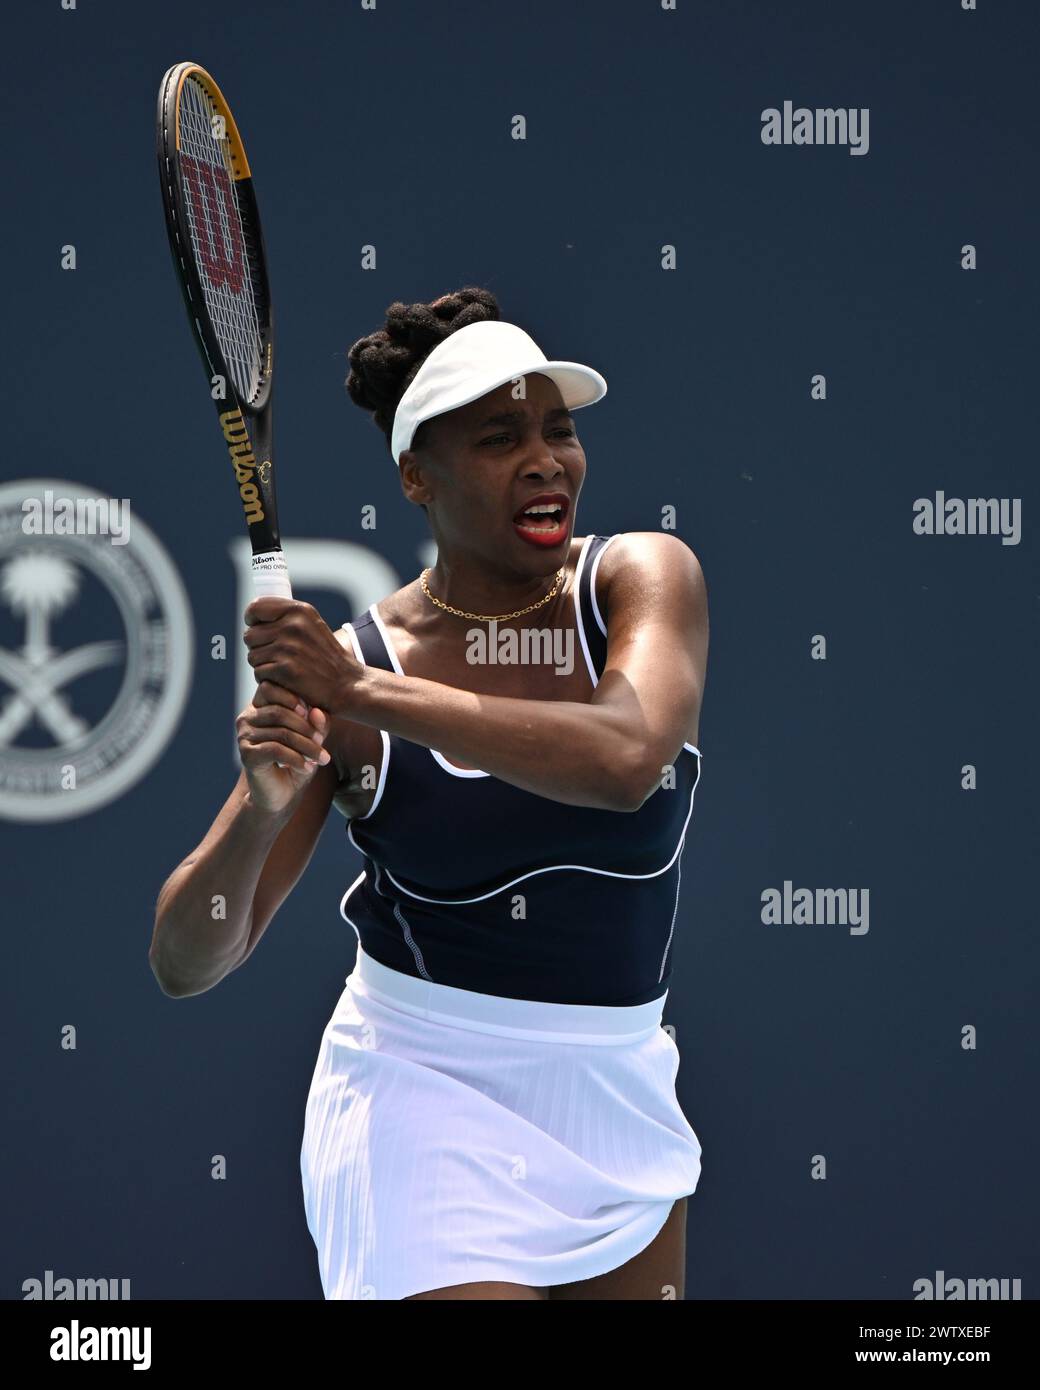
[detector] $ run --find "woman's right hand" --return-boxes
[236,680,332,815]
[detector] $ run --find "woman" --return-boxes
[150,288,710,1301]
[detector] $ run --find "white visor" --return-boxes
[390,319,607,464]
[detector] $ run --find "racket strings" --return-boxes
[177,77,265,404]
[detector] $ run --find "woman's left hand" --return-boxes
[243,597,361,715]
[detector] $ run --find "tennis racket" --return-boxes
[156,60,291,600]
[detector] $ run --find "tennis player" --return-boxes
[150,288,709,1301]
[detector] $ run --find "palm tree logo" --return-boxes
[0,551,124,747]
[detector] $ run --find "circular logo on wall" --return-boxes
[0,479,193,822]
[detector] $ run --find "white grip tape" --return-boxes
[251,549,293,599]
[251,550,292,764]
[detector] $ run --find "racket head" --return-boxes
[156,61,273,415]
[157,61,289,594]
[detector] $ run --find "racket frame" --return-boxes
[156,60,290,598]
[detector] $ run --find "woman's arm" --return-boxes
[149,692,339,998]
[246,533,709,812]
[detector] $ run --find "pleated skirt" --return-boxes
[299,945,703,1300]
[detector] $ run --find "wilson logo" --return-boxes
[219,410,265,525]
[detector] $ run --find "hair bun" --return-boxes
[345,288,501,453]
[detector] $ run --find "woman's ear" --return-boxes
[399,450,434,510]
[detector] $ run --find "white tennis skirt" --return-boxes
[300,945,703,1300]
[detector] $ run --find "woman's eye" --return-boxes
[480,428,573,446]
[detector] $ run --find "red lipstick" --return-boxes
[512,491,570,548]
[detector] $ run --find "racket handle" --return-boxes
[250,549,292,765]
[251,548,293,600]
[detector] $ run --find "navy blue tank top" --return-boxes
[338,534,703,1006]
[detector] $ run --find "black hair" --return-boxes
[345,287,501,466]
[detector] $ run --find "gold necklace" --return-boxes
[419,565,566,622]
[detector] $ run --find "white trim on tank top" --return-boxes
[571,530,605,689]
[345,752,703,906]
[588,531,615,639]
[574,531,699,757]
[366,595,489,776]
[337,621,391,819]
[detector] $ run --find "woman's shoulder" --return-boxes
[592,531,706,614]
[594,529,704,570]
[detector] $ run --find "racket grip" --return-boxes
[251,549,292,765]
[251,548,293,600]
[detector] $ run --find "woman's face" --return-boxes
[399,372,587,572]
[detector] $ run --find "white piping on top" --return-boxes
[581,531,700,758]
[338,621,391,820]
[344,752,703,908]
[587,531,615,638]
[340,868,364,934]
[367,593,489,777]
[572,531,607,688]
[658,848,683,982]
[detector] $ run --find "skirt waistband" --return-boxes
[346,945,668,1045]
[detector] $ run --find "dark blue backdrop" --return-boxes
[2,0,1037,1300]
